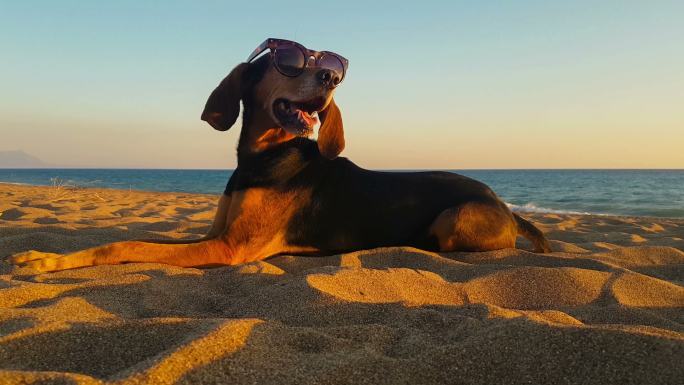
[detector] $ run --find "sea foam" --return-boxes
[506,202,598,216]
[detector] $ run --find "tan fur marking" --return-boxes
[254,127,297,152]
[221,187,315,263]
[430,202,517,252]
[12,239,232,272]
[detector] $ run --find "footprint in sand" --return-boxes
[0,317,35,336]
[33,217,63,225]
[0,208,26,221]
[137,221,183,232]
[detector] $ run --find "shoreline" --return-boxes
[2,181,683,222]
[2,168,683,218]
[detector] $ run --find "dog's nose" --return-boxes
[317,69,341,88]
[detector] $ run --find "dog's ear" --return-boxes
[317,98,345,159]
[201,63,249,131]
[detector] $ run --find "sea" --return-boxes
[0,169,682,218]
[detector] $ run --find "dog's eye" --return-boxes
[274,46,305,76]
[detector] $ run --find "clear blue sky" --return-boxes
[1,1,683,169]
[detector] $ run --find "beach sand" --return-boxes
[0,182,682,384]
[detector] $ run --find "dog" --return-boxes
[9,38,551,272]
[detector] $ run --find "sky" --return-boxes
[1,0,683,169]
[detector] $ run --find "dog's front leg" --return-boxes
[131,193,233,245]
[8,238,234,272]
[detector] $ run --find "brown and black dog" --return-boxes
[9,48,550,272]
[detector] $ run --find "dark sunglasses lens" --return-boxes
[319,54,345,83]
[275,45,305,76]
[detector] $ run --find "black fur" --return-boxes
[226,138,503,253]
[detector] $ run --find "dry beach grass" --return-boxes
[0,183,683,384]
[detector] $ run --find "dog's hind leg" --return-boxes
[428,201,518,252]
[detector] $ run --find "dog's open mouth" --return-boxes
[273,97,326,135]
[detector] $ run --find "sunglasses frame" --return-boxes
[246,38,349,82]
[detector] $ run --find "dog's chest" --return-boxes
[223,186,315,261]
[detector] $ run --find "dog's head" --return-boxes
[201,42,346,159]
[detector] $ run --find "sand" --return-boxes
[0,182,682,384]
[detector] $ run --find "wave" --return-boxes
[505,202,600,216]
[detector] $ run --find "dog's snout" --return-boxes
[317,69,341,88]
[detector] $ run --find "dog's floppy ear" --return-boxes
[317,98,345,159]
[201,63,249,131]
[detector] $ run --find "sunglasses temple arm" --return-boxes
[246,40,270,62]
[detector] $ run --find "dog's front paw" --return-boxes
[7,250,65,272]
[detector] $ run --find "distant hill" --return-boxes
[0,150,51,168]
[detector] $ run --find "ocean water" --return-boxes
[0,169,682,218]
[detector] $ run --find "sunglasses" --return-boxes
[247,38,349,85]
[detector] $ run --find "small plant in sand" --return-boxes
[48,177,77,201]
[47,177,106,202]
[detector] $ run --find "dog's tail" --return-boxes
[513,213,552,253]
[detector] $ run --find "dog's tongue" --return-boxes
[297,109,318,128]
